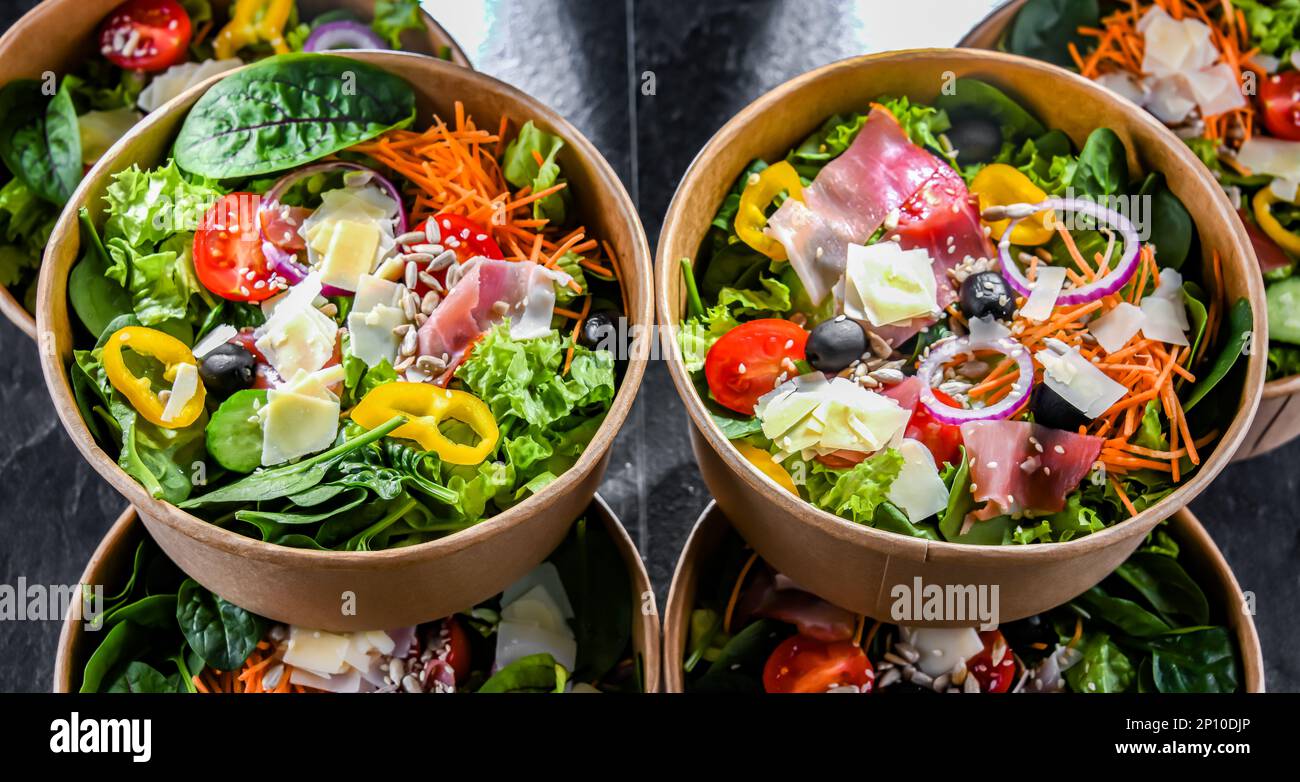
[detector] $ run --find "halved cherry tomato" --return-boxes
[194,193,277,303]
[762,635,874,694]
[442,616,471,685]
[905,388,963,467]
[405,215,504,294]
[1259,72,1300,142]
[705,319,808,415]
[965,630,1017,693]
[814,450,866,469]
[259,204,313,255]
[98,0,192,73]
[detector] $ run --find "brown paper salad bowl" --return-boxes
[663,501,1263,693]
[37,50,652,630]
[959,1,1300,460]
[655,49,1265,622]
[0,0,470,340]
[55,496,660,693]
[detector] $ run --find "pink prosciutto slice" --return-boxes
[765,108,941,307]
[734,565,856,643]
[959,420,1103,519]
[416,258,566,378]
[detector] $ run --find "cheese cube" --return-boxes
[319,220,381,292]
[260,388,341,466]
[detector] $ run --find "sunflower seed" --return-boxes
[424,219,442,243]
[428,249,457,272]
[388,658,406,682]
[868,331,892,358]
[318,302,338,318]
[963,674,981,693]
[932,673,951,693]
[490,300,509,317]
[404,261,419,289]
[883,652,911,667]
[394,355,415,372]
[878,668,902,689]
[400,327,418,356]
[401,293,417,320]
[421,291,440,314]
[416,355,446,373]
[419,271,444,292]
[909,670,934,688]
[396,231,427,246]
[894,642,920,663]
[401,674,422,693]
[411,243,442,255]
[392,323,413,337]
[262,664,284,690]
[415,313,428,328]
[869,368,906,385]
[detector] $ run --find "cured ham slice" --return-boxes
[416,258,568,373]
[959,420,1103,519]
[734,565,856,643]
[765,108,941,307]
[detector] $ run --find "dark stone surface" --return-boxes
[0,0,1294,693]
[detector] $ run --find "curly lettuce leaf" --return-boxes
[103,160,223,249]
[503,121,570,224]
[372,0,426,49]
[795,448,904,524]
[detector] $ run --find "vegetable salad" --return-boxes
[0,0,438,314]
[683,524,1241,694]
[1003,0,1300,380]
[67,54,624,551]
[79,517,641,693]
[679,78,1250,545]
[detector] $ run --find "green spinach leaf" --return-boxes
[175,578,264,671]
[0,79,81,205]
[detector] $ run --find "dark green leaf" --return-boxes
[175,579,264,671]
[1074,587,1172,637]
[1113,552,1210,626]
[550,517,633,683]
[1148,628,1239,693]
[477,653,564,693]
[1137,172,1193,270]
[0,79,81,205]
[175,53,415,178]
[204,390,267,473]
[1005,0,1100,68]
[1184,297,1252,411]
[1071,128,1128,198]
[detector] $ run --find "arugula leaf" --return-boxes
[175,54,416,178]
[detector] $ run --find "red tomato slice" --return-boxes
[259,204,313,254]
[97,0,192,73]
[905,388,964,467]
[424,214,504,262]
[705,319,808,415]
[966,630,1017,693]
[194,193,277,303]
[1259,72,1300,142]
[762,635,874,694]
[443,616,471,685]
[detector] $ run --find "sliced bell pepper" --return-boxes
[733,441,798,495]
[735,161,804,260]
[971,164,1054,246]
[1253,188,1300,257]
[351,382,499,465]
[214,0,294,60]
[102,326,206,429]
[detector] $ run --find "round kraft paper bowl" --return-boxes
[37,51,653,631]
[662,501,1264,693]
[957,0,1298,461]
[655,49,1266,622]
[55,495,661,692]
[0,0,470,340]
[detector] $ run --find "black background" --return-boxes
[0,0,1295,692]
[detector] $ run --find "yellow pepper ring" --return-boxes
[1253,188,1300,257]
[351,383,500,466]
[971,164,1055,247]
[733,441,798,495]
[214,0,294,59]
[735,161,805,261]
[102,326,206,429]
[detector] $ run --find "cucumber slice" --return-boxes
[205,390,267,473]
[1266,277,1300,345]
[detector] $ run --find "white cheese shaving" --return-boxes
[1037,346,1128,419]
[137,58,243,113]
[1236,137,1300,182]
[843,241,939,327]
[192,324,237,358]
[1089,302,1145,354]
[160,362,199,423]
[901,627,985,677]
[1019,265,1067,322]
[886,439,950,523]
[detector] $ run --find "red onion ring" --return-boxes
[303,20,388,52]
[995,197,1140,306]
[917,335,1035,424]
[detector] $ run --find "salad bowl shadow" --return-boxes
[959,1,1300,461]
[54,495,662,692]
[662,501,1264,693]
[0,0,471,341]
[655,49,1266,623]
[37,51,653,631]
